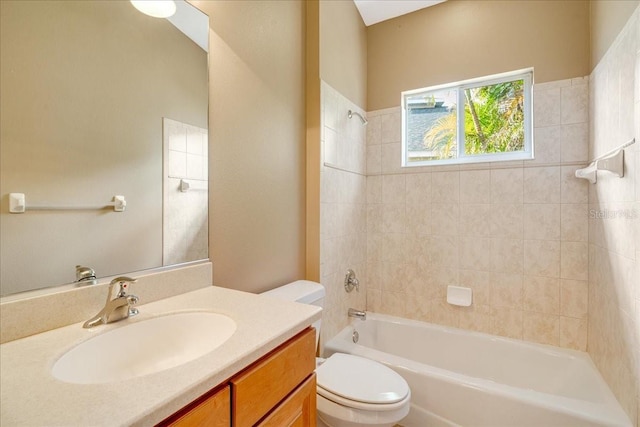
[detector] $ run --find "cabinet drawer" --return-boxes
[167,385,230,427]
[258,374,316,427]
[231,328,315,427]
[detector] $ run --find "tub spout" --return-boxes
[348,308,366,320]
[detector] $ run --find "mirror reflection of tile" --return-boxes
[163,118,208,266]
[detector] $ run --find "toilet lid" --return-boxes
[316,353,409,404]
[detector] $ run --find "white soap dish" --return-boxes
[447,285,472,307]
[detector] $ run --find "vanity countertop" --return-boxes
[0,286,321,426]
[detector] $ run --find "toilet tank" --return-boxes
[261,280,325,349]
[261,280,325,307]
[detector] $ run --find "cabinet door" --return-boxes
[231,328,316,427]
[257,374,316,427]
[168,386,230,427]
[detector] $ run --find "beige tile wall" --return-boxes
[588,7,640,425]
[365,77,591,351]
[319,81,367,350]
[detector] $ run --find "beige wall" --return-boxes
[307,0,322,283]
[590,0,640,69]
[588,5,639,424]
[367,0,590,110]
[193,0,306,293]
[320,0,367,109]
[0,1,207,296]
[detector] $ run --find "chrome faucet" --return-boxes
[75,265,97,286]
[348,308,366,321]
[83,277,139,328]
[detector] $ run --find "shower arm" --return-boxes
[347,110,368,125]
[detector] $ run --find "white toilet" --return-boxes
[262,280,411,427]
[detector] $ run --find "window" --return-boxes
[402,69,533,166]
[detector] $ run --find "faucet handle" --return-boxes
[109,276,137,297]
[344,269,359,293]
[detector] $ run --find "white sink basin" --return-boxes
[52,312,236,384]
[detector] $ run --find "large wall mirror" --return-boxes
[0,0,209,297]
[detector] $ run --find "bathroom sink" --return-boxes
[52,312,236,384]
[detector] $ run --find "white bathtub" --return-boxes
[323,313,631,427]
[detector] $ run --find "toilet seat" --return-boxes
[316,353,410,411]
[317,385,411,412]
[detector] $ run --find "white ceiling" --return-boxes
[167,0,209,52]
[353,0,447,26]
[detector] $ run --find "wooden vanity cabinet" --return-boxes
[167,386,230,427]
[159,327,316,427]
[256,374,316,427]
[231,327,316,426]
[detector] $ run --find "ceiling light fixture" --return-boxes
[130,0,177,18]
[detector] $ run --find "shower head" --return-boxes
[348,109,368,125]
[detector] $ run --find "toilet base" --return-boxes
[316,394,409,427]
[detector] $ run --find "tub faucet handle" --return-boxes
[344,269,359,293]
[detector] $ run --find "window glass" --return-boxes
[402,70,532,166]
[463,79,524,156]
[406,89,457,162]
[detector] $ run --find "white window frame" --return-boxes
[401,68,534,167]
